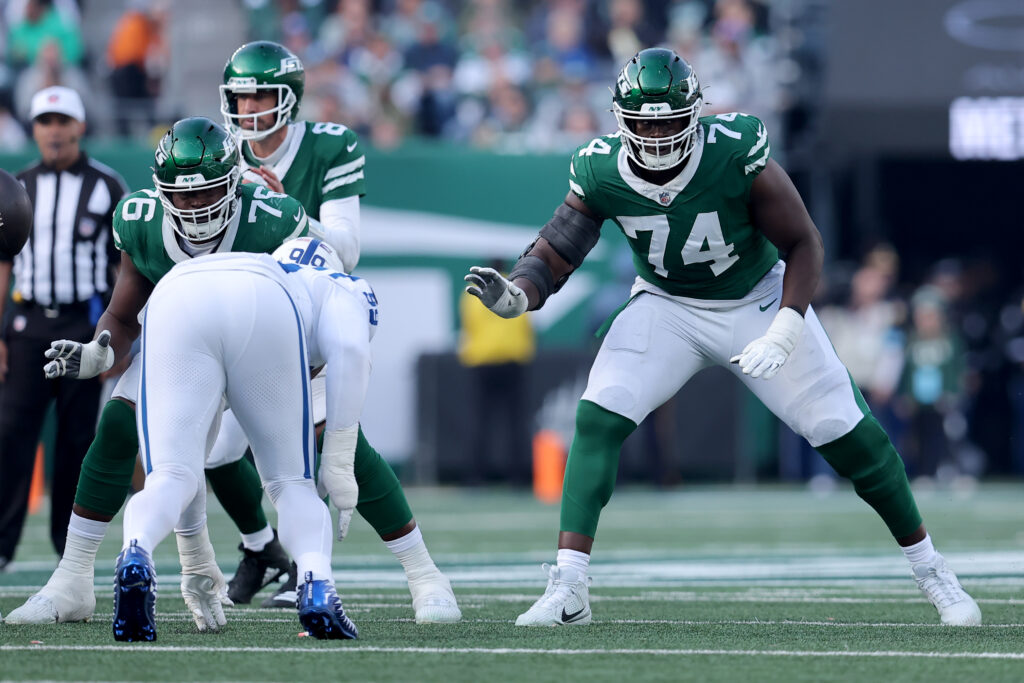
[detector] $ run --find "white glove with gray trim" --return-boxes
[464,266,528,319]
[43,330,114,379]
[730,307,804,380]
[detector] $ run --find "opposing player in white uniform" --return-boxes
[114,238,368,642]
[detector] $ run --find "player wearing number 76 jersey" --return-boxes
[465,47,981,628]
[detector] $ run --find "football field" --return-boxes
[2,483,1023,682]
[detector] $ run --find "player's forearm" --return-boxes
[512,238,574,312]
[778,232,823,315]
[95,309,139,362]
[311,197,360,272]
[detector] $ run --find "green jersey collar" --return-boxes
[616,125,705,206]
[241,121,305,185]
[161,197,242,263]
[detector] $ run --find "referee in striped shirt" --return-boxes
[0,86,128,569]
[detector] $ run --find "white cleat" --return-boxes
[409,572,462,624]
[3,567,96,624]
[515,563,592,627]
[912,553,981,626]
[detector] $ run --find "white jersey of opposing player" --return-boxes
[157,251,378,432]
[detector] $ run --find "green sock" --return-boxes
[207,456,269,535]
[560,400,638,538]
[816,415,923,538]
[353,426,413,537]
[73,400,139,518]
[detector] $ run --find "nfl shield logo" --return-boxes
[658,191,671,206]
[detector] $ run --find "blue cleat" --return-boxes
[112,540,157,642]
[297,571,358,639]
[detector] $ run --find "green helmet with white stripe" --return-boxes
[612,48,703,171]
[220,41,305,141]
[153,117,241,243]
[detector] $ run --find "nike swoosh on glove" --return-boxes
[730,307,804,380]
[464,266,528,319]
[43,329,114,379]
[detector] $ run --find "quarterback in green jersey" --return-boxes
[466,48,980,628]
[220,40,363,273]
[217,41,459,618]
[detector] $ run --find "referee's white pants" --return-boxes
[123,269,332,581]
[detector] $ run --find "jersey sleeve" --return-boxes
[316,285,372,431]
[111,189,158,255]
[721,112,771,179]
[317,126,366,203]
[567,138,610,216]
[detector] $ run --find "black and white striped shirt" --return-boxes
[5,153,128,307]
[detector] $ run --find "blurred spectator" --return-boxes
[0,105,28,150]
[894,286,967,482]
[458,258,535,485]
[106,0,169,137]
[14,41,91,124]
[602,0,659,66]
[6,0,83,67]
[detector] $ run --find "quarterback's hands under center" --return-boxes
[43,329,114,380]
[464,266,528,319]
[730,307,804,380]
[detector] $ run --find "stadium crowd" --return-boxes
[0,0,1021,486]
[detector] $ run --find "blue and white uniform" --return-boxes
[122,248,378,586]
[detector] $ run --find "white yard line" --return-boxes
[2,644,1023,659]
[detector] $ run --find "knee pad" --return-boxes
[787,369,865,448]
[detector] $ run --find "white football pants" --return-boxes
[582,262,866,448]
[124,269,332,581]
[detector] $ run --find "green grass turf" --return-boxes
[2,484,1023,682]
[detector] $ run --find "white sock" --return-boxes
[556,548,590,578]
[55,514,108,579]
[273,485,332,583]
[902,533,937,566]
[240,524,275,552]
[385,526,439,582]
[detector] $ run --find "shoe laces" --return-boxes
[914,559,967,609]
[532,563,591,610]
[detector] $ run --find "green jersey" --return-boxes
[240,120,365,219]
[112,183,309,285]
[569,113,778,300]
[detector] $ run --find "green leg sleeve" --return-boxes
[816,415,923,539]
[207,456,269,535]
[73,400,140,517]
[353,426,413,537]
[560,400,638,538]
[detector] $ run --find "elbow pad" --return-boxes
[539,203,601,268]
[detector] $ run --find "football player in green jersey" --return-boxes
[6,118,458,627]
[466,48,980,628]
[220,40,362,272]
[217,41,459,617]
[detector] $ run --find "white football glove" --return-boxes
[320,425,359,541]
[176,529,232,632]
[730,307,804,380]
[43,329,114,379]
[464,266,528,319]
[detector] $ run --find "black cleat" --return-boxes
[227,530,291,604]
[261,561,297,608]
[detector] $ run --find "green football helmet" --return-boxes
[153,117,241,242]
[612,48,703,171]
[220,41,304,141]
